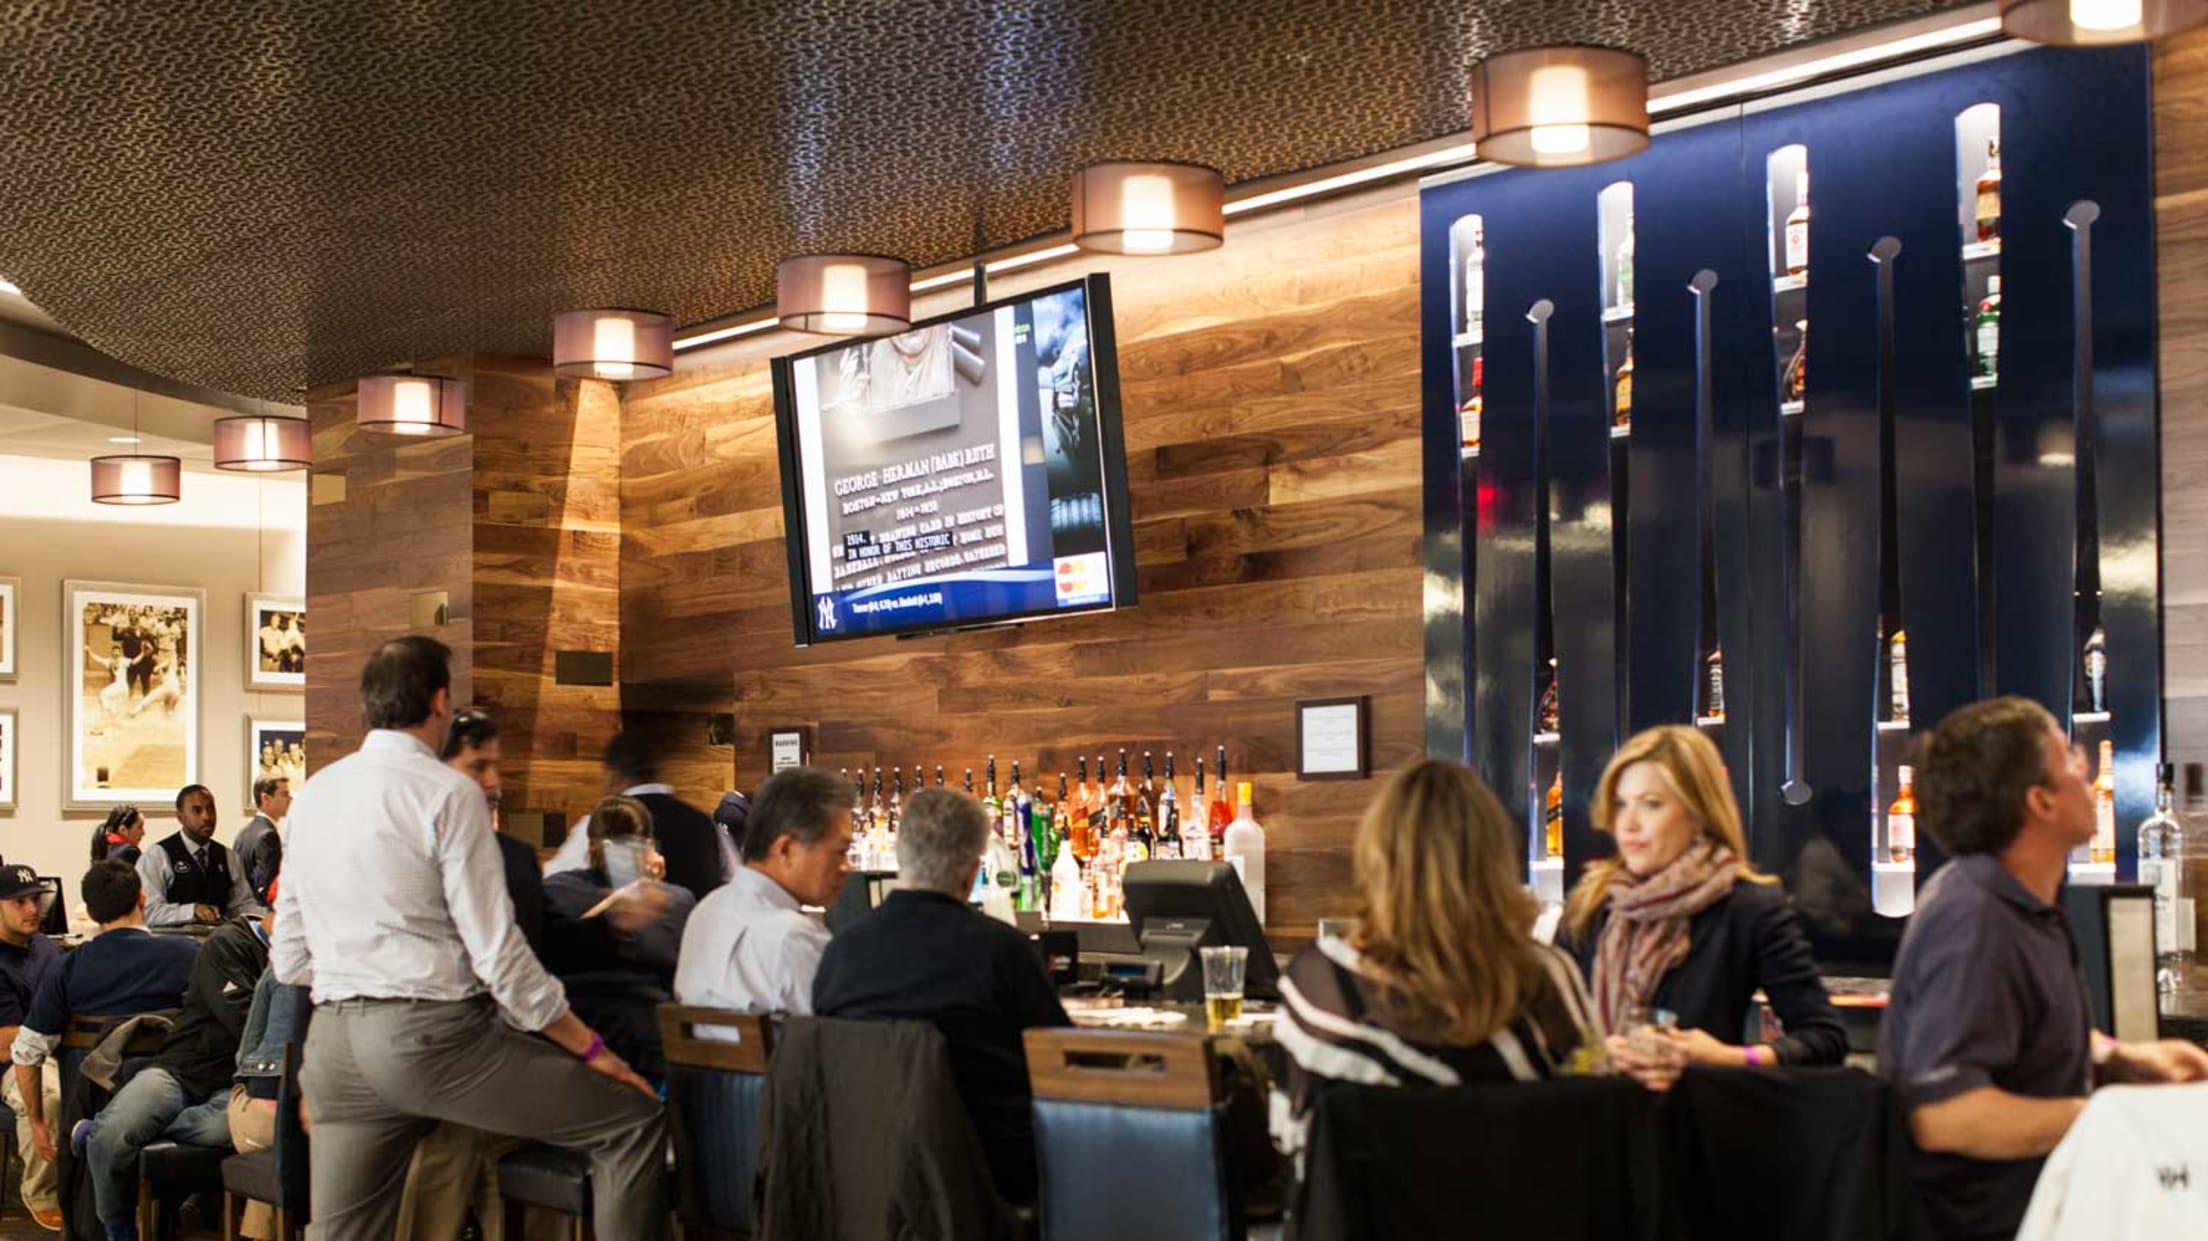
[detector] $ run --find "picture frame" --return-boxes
[1296,695,1371,781]
[245,593,305,690]
[768,725,813,775]
[246,717,306,811]
[0,576,18,681]
[64,580,204,809]
[0,709,15,810]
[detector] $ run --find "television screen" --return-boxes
[772,274,1137,645]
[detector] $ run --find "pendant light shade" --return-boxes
[356,374,467,437]
[212,414,312,471]
[777,255,911,336]
[90,454,182,505]
[1999,0,2208,42]
[1070,161,1226,255]
[1470,45,1650,168]
[553,309,675,380]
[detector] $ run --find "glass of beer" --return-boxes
[1200,945,1248,1030]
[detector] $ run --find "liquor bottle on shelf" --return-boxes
[1890,629,1911,725]
[2085,627,2108,713]
[2093,739,2117,866]
[1010,761,1036,912]
[869,769,887,869]
[1069,755,1096,862]
[2138,763,2192,989]
[1975,138,2002,244]
[1616,213,1635,310]
[1888,765,1917,864]
[1975,275,2001,380]
[1175,753,1211,861]
[1781,321,1808,405]
[1209,746,1234,855]
[1134,752,1159,862]
[1223,782,1267,924]
[1705,648,1726,720]
[1460,356,1484,453]
[935,765,946,788]
[1109,750,1138,867]
[889,767,904,833]
[963,767,975,796]
[983,755,1002,824]
[2182,764,2207,975]
[1613,328,1634,431]
[1784,168,1810,279]
[1544,768,1564,861]
[1156,752,1184,861]
[1050,773,1085,922]
[1538,661,1560,735]
[845,769,866,867]
[1464,220,1485,337]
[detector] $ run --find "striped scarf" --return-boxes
[1590,840,1741,1034]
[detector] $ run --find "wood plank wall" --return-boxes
[304,369,475,769]
[2156,31,2208,760]
[618,189,1427,939]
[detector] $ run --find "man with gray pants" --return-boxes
[273,635,663,1239]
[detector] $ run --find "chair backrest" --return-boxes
[1025,1029,1235,1241]
[35,877,68,935]
[57,1012,168,1101]
[272,1007,314,1220]
[658,1005,771,1234]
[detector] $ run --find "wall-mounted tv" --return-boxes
[772,274,1138,645]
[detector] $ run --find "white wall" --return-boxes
[0,453,304,921]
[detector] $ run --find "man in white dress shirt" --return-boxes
[272,635,663,1240]
[674,766,855,1016]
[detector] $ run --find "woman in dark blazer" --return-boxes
[1560,725,1846,1078]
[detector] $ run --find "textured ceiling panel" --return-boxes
[0,0,1972,400]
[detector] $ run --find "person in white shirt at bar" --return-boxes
[674,766,855,1019]
[272,635,664,1241]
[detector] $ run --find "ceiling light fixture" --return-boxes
[0,278,18,296]
[1070,162,1226,255]
[1999,0,2208,42]
[212,409,312,471]
[105,435,141,445]
[91,386,180,505]
[776,254,911,336]
[1471,45,1650,168]
[553,309,675,380]
[356,373,467,437]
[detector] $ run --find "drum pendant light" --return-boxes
[553,309,674,380]
[1070,162,1226,255]
[212,409,312,471]
[90,387,180,504]
[1999,0,2208,42]
[356,373,467,437]
[1470,45,1650,168]
[776,255,911,336]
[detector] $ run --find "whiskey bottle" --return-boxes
[1890,629,1911,725]
[963,767,975,796]
[935,765,946,788]
[1888,765,1917,864]
[1131,752,1156,863]
[1156,752,1183,861]
[1460,356,1484,452]
[1070,755,1096,862]
[1209,746,1234,854]
[1538,661,1560,734]
[2138,763,2192,988]
[1975,138,2002,244]
[1784,169,1810,279]
[2093,739,2117,866]
[1975,275,2001,380]
[1544,768,1564,861]
[1705,648,1725,720]
[1613,328,1634,430]
[2085,627,2108,713]
[1782,321,1808,405]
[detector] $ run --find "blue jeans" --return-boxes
[85,1066,231,1229]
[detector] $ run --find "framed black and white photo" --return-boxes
[0,575,18,681]
[65,580,203,809]
[0,709,15,810]
[247,717,306,810]
[246,593,305,690]
[1297,696,1370,781]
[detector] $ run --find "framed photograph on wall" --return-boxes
[0,709,16,810]
[247,717,306,811]
[246,593,305,690]
[0,575,19,681]
[64,580,203,809]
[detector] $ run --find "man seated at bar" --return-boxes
[1882,697,2208,1241]
[813,786,1070,1204]
[549,732,727,901]
[1561,726,1845,1082]
[675,766,853,1017]
[1275,759,1601,1154]
[442,708,543,953]
[0,865,67,1229]
[139,784,263,927]
[10,862,199,1187]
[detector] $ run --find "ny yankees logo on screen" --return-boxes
[817,596,838,634]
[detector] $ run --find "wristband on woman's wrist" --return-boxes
[1742,1044,1769,1067]
[580,1033,605,1063]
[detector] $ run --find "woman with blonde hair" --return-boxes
[1275,758,1600,1151]
[1561,725,1845,1078]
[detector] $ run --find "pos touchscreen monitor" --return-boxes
[1121,859,1280,1002]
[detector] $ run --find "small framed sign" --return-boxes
[1297,696,1370,781]
[768,726,812,774]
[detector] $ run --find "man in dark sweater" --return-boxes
[73,904,268,1241]
[601,732,725,901]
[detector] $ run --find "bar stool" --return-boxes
[660,1005,773,1240]
[1024,1028,1242,1241]
[219,1042,308,1241]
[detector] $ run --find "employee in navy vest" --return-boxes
[139,784,262,927]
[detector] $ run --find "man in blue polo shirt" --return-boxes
[9,861,198,1183]
[0,865,64,1228]
[1883,697,2208,1241]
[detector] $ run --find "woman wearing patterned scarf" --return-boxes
[1561,726,1846,1086]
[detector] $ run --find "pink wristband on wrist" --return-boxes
[580,1033,605,1063]
[1743,1045,1768,1067]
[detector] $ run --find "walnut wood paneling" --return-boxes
[2157,31,2208,761]
[619,191,1426,939]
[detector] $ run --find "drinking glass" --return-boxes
[1200,945,1248,1030]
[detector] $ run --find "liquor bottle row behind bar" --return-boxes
[840,745,1267,927]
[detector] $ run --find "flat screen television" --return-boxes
[772,274,1138,645]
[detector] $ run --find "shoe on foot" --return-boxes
[69,1118,93,1157]
[29,1206,62,1231]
